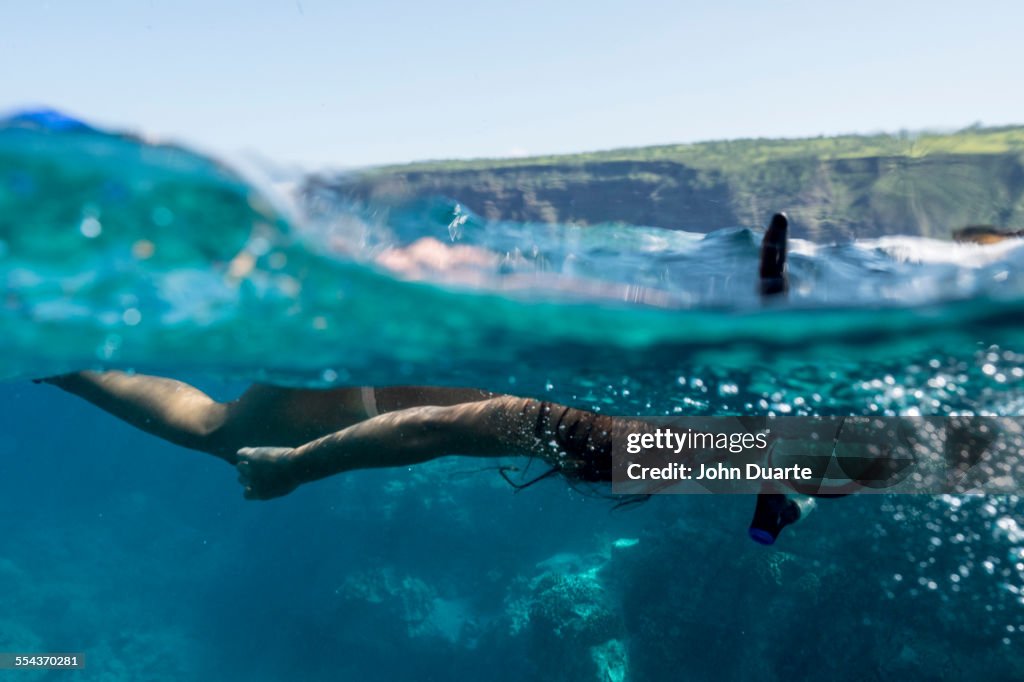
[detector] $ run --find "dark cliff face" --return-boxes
[313,152,1024,240]
[315,160,739,231]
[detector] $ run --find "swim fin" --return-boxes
[759,213,788,296]
[748,493,814,545]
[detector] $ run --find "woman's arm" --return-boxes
[235,396,546,499]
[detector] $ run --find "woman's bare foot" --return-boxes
[236,447,302,500]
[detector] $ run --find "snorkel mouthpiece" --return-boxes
[748,493,810,545]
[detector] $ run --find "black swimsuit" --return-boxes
[532,401,614,482]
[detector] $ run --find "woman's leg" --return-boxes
[43,372,501,464]
[45,372,366,461]
[45,372,235,456]
[373,386,497,412]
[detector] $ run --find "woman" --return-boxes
[43,214,812,543]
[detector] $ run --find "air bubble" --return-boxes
[122,308,142,326]
[79,216,102,238]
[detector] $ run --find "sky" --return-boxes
[2,0,1023,169]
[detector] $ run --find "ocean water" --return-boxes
[2,113,1024,680]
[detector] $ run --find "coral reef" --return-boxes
[504,543,635,681]
[337,567,482,647]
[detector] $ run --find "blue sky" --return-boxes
[2,0,1022,168]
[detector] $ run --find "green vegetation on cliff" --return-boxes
[313,126,1024,239]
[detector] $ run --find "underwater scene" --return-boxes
[3,112,1024,682]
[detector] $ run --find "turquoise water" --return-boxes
[3,113,1024,680]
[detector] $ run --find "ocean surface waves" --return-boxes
[3,113,1024,416]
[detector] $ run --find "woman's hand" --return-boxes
[235,447,302,500]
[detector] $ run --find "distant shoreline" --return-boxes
[310,124,1024,241]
